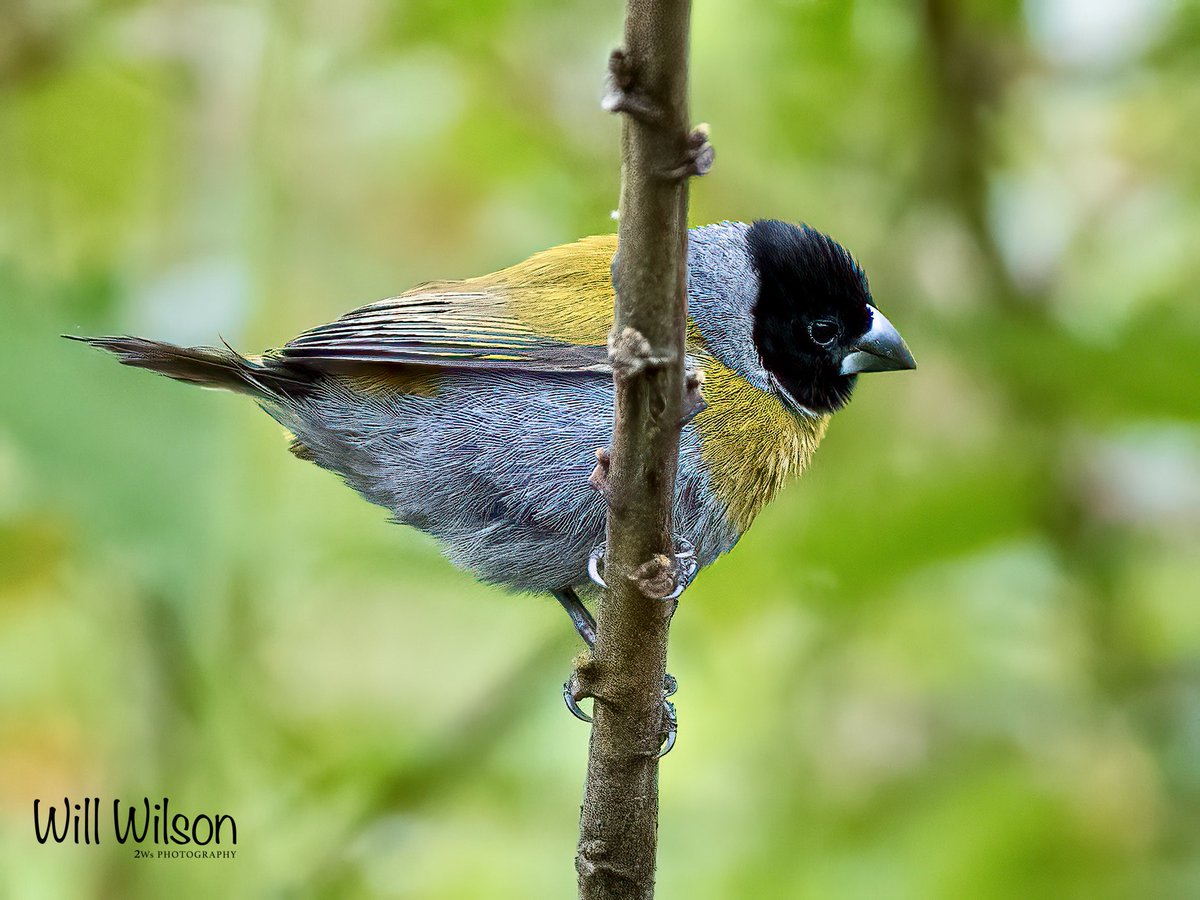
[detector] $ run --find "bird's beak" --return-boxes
[839,308,916,375]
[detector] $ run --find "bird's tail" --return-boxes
[65,335,312,398]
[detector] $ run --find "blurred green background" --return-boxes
[3,0,1199,897]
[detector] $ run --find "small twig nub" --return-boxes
[629,554,679,601]
[608,326,672,380]
[569,652,601,705]
[662,123,715,180]
[602,49,665,125]
[681,365,707,425]
[589,447,612,499]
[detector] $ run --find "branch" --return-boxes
[575,1,707,897]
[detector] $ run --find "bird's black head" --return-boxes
[748,220,915,415]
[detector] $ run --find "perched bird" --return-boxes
[69,219,913,679]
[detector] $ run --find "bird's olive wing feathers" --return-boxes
[279,236,621,376]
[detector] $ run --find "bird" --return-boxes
[69,219,915,747]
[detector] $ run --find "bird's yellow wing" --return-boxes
[279,236,622,374]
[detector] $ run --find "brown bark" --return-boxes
[575,0,705,897]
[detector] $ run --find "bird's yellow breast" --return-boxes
[693,357,829,534]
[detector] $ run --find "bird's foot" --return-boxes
[563,668,680,759]
[587,537,698,600]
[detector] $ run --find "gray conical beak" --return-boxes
[839,308,916,375]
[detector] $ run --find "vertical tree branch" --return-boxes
[576,1,705,897]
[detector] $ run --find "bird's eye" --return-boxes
[809,320,840,347]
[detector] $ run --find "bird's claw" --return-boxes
[658,698,677,758]
[587,542,607,590]
[563,677,593,723]
[665,540,699,600]
[587,538,699,598]
[563,671,680,757]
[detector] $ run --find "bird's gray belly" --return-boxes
[271,372,738,593]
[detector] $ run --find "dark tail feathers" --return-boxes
[65,335,312,397]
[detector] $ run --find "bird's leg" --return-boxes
[557,588,597,723]
[560,573,683,757]
[555,586,597,648]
